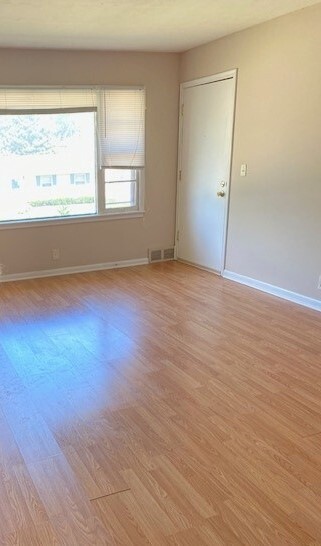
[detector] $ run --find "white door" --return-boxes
[176,72,236,273]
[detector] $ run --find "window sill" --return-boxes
[0,210,145,230]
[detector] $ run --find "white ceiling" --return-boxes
[0,0,320,52]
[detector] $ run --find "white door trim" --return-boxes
[175,69,237,275]
[181,69,237,90]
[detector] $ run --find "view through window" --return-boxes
[105,168,138,209]
[0,86,145,224]
[0,111,96,222]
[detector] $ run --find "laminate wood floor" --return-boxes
[0,261,321,545]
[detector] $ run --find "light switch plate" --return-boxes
[240,164,247,177]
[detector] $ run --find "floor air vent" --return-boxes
[163,247,175,260]
[149,249,162,263]
[149,247,175,263]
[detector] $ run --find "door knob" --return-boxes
[217,190,226,197]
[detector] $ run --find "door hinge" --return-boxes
[179,170,182,181]
[181,103,184,116]
[176,230,180,241]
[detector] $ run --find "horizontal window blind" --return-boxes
[0,88,97,113]
[98,88,145,168]
[0,86,145,168]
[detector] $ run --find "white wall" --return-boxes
[0,49,179,274]
[180,3,321,300]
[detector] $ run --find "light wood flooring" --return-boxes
[0,261,321,545]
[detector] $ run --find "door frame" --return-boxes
[175,69,238,275]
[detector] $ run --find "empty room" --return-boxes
[0,0,321,544]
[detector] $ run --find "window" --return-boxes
[104,169,139,210]
[36,175,57,187]
[70,173,90,185]
[0,87,145,225]
[0,110,96,221]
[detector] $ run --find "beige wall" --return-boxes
[1,4,321,302]
[180,3,321,300]
[0,49,179,274]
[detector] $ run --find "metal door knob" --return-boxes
[217,190,226,197]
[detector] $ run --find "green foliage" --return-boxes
[57,205,71,216]
[29,196,94,207]
[0,113,76,156]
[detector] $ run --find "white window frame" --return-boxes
[101,168,144,214]
[0,86,145,230]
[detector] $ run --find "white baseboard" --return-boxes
[0,258,149,283]
[223,270,321,312]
